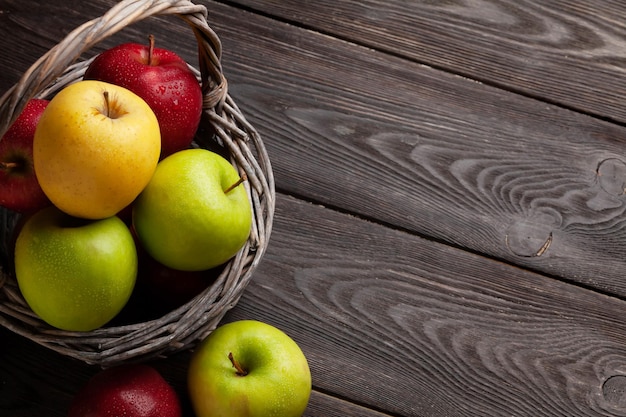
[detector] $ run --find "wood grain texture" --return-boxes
[4,194,626,416]
[0,317,395,417]
[194,1,626,296]
[3,1,626,416]
[6,2,626,295]
[226,0,626,124]
[226,194,626,416]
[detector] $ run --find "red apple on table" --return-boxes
[0,99,51,213]
[84,35,203,158]
[68,364,182,417]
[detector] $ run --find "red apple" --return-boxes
[111,226,216,322]
[138,253,219,312]
[68,364,182,417]
[84,35,203,158]
[0,99,51,213]
[132,223,218,311]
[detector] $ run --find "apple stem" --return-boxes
[224,173,248,194]
[103,91,111,118]
[0,161,18,170]
[148,34,155,65]
[228,352,248,376]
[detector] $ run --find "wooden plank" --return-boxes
[0,330,88,416]
[218,194,626,416]
[305,391,394,417]
[227,0,626,124]
[0,325,393,417]
[4,194,626,416]
[199,1,626,296]
[3,0,626,300]
[4,1,626,416]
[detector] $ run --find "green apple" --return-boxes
[14,206,138,331]
[132,148,252,271]
[188,320,312,417]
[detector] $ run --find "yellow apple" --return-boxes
[33,80,161,219]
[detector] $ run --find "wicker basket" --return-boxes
[0,0,274,366]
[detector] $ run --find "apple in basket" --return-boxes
[33,80,161,220]
[14,206,137,331]
[132,148,252,271]
[84,35,203,158]
[0,98,51,213]
[68,364,182,417]
[188,320,312,417]
[134,240,222,314]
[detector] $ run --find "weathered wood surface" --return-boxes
[211,1,626,297]
[4,195,626,416]
[228,195,626,417]
[228,0,626,124]
[2,0,626,416]
[216,4,626,295]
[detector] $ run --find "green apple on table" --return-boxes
[13,206,138,331]
[188,320,312,417]
[33,79,161,220]
[132,148,252,271]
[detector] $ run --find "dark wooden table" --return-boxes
[3,1,626,416]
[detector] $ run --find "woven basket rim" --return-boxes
[0,0,275,366]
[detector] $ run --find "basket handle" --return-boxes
[0,0,227,139]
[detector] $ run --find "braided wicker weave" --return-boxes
[0,0,274,366]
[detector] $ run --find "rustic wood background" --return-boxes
[2,0,626,416]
